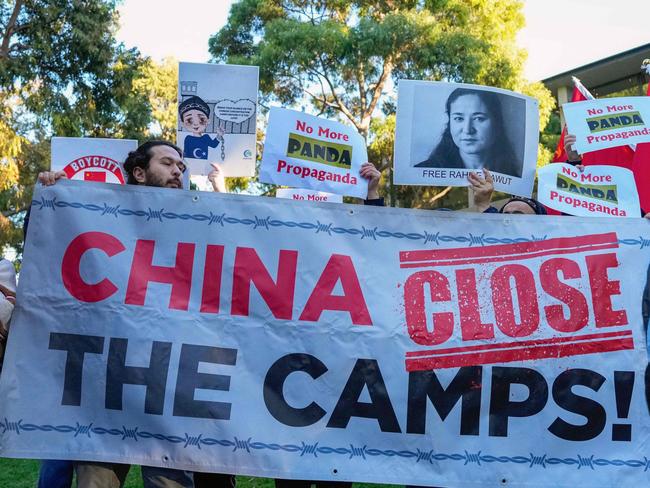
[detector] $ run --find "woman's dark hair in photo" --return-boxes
[419,88,521,177]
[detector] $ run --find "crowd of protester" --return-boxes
[0,130,645,487]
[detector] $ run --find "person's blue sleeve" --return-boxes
[483,206,498,213]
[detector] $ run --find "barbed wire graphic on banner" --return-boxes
[32,196,650,249]
[1,418,649,472]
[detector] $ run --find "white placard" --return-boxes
[178,62,258,177]
[276,188,343,203]
[563,97,650,153]
[260,107,369,198]
[394,81,539,197]
[537,163,641,217]
[51,137,138,184]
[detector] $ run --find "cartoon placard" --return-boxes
[51,137,138,184]
[393,81,539,197]
[260,108,369,198]
[563,97,650,154]
[276,188,343,203]
[537,163,641,217]
[177,62,258,177]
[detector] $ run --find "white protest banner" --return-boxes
[563,97,650,153]
[538,163,641,218]
[1,180,650,488]
[394,81,539,197]
[51,137,138,184]
[276,188,343,204]
[260,108,369,198]
[178,62,258,177]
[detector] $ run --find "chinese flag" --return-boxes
[553,85,588,163]
[84,171,106,182]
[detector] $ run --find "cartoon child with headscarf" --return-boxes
[179,95,225,162]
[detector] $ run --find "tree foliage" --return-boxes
[0,0,152,137]
[133,57,179,141]
[0,1,162,256]
[211,0,555,208]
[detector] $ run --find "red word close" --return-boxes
[401,233,632,370]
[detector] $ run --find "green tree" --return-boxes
[0,1,153,137]
[210,0,555,207]
[133,57,179,141]
[0,0,155,256]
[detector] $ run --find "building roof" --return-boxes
[542,43,650,97]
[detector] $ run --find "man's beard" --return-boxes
[144,171,182,189]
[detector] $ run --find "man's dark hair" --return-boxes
[123,141,183,185]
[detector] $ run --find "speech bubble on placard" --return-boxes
[214,99,256,124]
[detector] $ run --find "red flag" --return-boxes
[552,128,569,162]
[84,171,107,183]
[553,84,589,162]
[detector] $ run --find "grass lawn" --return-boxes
[0,458,400,488]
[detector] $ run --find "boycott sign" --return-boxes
[276,188,343,203]
[1,181,649,487]
[538,164,641,218]
[563,97,650,153]
[51,137,138,184]
[260,108,368,198]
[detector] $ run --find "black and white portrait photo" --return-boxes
[393,81,539,197]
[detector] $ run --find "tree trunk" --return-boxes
[0,0,24,60]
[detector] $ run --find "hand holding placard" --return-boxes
[563,96,650,153]
[260,107,369,198]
